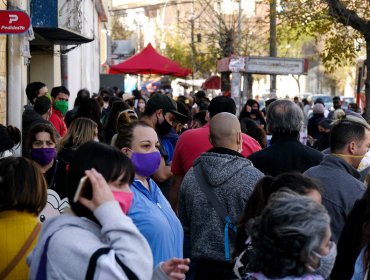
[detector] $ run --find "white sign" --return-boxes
[229,57,245,72]
[245,57,305,75]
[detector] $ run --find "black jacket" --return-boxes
[247,132,323,176]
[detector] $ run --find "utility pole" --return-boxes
[269,0,277,98]
[190,0,196,93]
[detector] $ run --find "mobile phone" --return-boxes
[73,176,92,203]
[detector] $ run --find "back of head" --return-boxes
[26,82,46,104]
[51,86,70,99]
[267,99,303,134]
[240,117,267,148]
[209,112,240,147]
[59,117,97,151]
[234,173,321,258]
[208,96,236,118]
[0,124,21,154]
[67,142,134,221]
[0,157,47,214]
[249,190,329,278]
[330,112,370,153]
[34,96,52,115]
[75,98,101,125]
[74,88,90,107]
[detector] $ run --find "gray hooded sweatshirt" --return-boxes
[27,200,169,280]
[179,148,264,261]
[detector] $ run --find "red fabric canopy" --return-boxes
[202,75,221,90]
[109,43,191,77]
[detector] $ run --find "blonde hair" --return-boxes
[58,117,97,153]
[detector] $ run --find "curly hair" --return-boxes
[233,173,321,259]
[248,190,330,278]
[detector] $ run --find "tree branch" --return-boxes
[325,0,368,34]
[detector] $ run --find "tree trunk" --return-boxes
[364,37,370,123]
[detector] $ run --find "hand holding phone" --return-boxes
[73,176,91,203]
[76,169,115,212]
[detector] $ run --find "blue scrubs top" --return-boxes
[128,178,184,267]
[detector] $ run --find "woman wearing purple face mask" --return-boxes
[27,124,58,189]
[115,121,184,268]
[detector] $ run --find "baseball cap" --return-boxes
[147,93,187,119]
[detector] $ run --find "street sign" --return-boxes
[245,56,306,75]
[0,10,31,34]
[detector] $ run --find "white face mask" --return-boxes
[94,137,99,142]
[307,242,337,279]
[357,149,370,172]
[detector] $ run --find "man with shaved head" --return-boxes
[179,112,263,279]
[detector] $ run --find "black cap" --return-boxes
[147,93,187,119]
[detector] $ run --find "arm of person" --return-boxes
[152,156,173,183]
[81,169,153,280]
[167,174,184,213]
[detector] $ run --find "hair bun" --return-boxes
[333,109,346,120]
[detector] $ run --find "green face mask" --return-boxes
[45,93,52,100]
[54,100,69,115]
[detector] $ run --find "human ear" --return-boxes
[121,147,131,156]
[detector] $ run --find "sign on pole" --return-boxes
[0,11,31,34]
[245,57,307,75]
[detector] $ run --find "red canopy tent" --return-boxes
[201,75,221,90]
[109,43,191,77]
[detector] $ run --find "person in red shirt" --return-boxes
[168,96,261,211]
[49,86,69,137]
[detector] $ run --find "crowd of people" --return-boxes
[1,83,370,280]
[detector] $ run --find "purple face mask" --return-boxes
[30,148,56,166]
[130,151,161,177]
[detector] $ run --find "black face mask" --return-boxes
[251,109,260,115]
[103,96,110,102]
[156,116,173,136]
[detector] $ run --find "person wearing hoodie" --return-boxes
[178,112,263,279]
[27,142,189,280]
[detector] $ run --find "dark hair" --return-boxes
[0,124,21,154]
[104,101,130,135]
[174,101,190,124]
[192,111,207,127]
[67,142,135,222]
[51,86,70,99]
[74,98,102,126]
[34,96,52,115]
[26,82,46,104]
[330,118,369,153]
[333,96,341,102]
[240,118,267,148]
[27,123,58,153]
[114,121,151,150]
[239,99,259,120]
[74,88,90,107]
[99,87,114,97]
[233,173,321,258]
[0,157,47,214]
[208,96,236,118]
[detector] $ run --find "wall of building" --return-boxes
[67,7,100,105]
[29,46,62,89]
